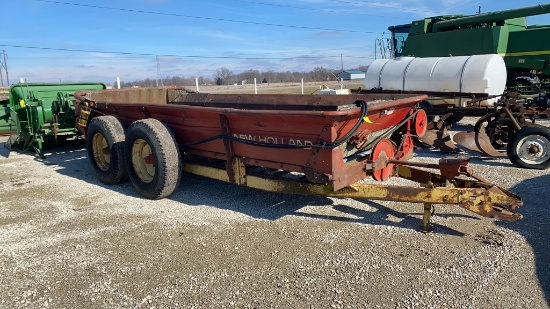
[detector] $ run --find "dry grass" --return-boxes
[197,81,363,94]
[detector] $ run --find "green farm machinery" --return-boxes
[5,82,106,157]
[0,87,9,134]
[382,3,550,91]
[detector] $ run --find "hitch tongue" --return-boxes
[458,185,523,222]
[453,131,506,157]
[394,157,523,223]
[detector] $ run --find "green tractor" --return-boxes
[5,82,107,157]
[382,4,550,92]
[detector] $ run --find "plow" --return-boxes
[418,92,550,170]
[354,86,550,169]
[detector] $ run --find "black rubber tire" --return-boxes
[124,119,182,199]
[442,115,464,125]
[418,100,435,122]
[507,126,550,170]
[86,116,128,185]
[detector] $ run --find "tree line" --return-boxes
[115,65,369,88]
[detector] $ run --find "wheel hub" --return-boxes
[518,135,549,164]
[92,132,110,171]
[131,138,156,183]
[371,139,396,181]
[527,143,541,156]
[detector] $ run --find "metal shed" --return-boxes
[338,70,366,80]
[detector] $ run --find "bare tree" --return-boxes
[354,65,369,72]
[214,67,233,85]
[310,67,332,82]
[263,70,276,84]
[118,65,362,88]
[237,69,260,84]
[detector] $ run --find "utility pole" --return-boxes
[0,57,3,87]
[156,56,164,87]
[0,50,8,86]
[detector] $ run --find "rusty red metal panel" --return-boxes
[77,88,426,190]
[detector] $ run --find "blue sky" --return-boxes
[1,0,549,85]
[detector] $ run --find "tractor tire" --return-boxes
[507,126,550,170]
[124,118,182,199]
[86,116,128,185]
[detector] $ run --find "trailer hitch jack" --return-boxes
[422,203,435,233]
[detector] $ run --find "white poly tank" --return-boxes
[378,57,415,90]
[364,54,507,107]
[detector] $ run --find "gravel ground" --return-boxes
[0,118,549,308]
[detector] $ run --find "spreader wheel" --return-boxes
[86,116,128,185]
[371,139,397,181]
[124,119,182,199]
[396,135,414,160]
[507,126,550,170]
[413,109,428,138]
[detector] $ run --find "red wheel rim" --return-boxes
[413,109,428,137]
[371,139,396,181]
[397,135,414,160]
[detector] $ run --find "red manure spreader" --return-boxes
[74,87,522,231]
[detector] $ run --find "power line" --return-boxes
[327,0,499,15]
[223,0,498,22]
[323,0,440,14]
[35,0,379,34]
[230,0,407,19]
[0,44,375,60]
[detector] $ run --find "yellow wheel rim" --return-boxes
[131,138,155,183]
[92,133,110,171]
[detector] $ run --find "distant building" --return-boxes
[338,70,366,80]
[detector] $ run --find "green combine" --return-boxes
[5,82,107,157]
[383,4,550,91]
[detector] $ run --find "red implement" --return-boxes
[76,87,426,190]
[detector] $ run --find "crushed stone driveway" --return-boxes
[0,125,549,308]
